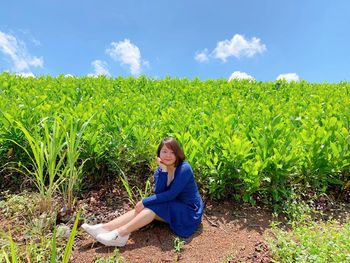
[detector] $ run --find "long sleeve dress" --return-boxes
[142,161,204,238]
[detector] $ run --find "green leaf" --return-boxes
[50,223,57,263]
[62,210,80,263]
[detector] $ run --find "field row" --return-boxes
[1,73,350,202]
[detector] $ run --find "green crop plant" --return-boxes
[1,73,350,203]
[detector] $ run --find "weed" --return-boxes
[6,116,67,212]
[0,191,38,218]
[173,237,185,253]
[60,116,92,211]
[116,159,151,205]
[268,217,350,262]
[94,248,127,262]
[282,197,314,223]
[0,210,81,262]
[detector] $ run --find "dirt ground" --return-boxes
[71,188,273,263]
[2,178,350,262]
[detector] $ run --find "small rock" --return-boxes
[57,224,71,239]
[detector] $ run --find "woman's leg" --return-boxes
[96,208,167,246]
[155,214,166,222]
[117,208,156,236]
[102,209,139,231]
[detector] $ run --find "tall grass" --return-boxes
[5,116,66,212]
[1,211,81,262]
[119,174,151,205]
[62,210,80,263]
[3,114,91,212]
[60,116,92,211]
[42,118,67,211]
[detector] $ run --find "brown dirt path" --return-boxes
[72,200,272,263]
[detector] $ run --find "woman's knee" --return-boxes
[143,208,165,222]
[142,208,156,218]
[155,214,166,222]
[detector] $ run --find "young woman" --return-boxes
[82,137,204,246]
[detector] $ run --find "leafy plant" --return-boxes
[173,237,185,253]
[0,211,81,263]
[268,218,350,262]
[94,248,127,263]
[2,73,350,203]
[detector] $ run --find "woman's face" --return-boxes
[159,144,176,167]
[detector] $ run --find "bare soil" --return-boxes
[2,178,350,262]
[71,188,273,263]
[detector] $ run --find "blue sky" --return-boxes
[1,0,350,82]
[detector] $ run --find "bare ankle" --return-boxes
[103,224,115,231]
[118,227,130,237]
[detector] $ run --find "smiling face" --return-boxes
[159,145,177,167]
[157,137,186,167]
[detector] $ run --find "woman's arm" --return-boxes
[142,163,193,206]
[153,168,167,194]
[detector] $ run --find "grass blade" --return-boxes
[62,210,80,263]
[8,229,18,263]
[50,223,57,263]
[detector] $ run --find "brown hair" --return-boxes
[157,137,186,167]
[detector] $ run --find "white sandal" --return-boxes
[96,230,130,247]
[81,223,109,239]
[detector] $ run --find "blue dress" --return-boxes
[142,161,204,238]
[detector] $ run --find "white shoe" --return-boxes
[81,223,109,239]
[96,230,130,247]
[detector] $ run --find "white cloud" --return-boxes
[86,74,98,78]
[64,74,74,78]
[0,31,43,71]
[16,72,35,78]
[276,73,300,82]
[91,60,110,76]
[212,34,266,62]
[195,49,209,62]
[228,71,255,81]
[106,39,145,76]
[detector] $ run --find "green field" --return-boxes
[1,73,350,202]
[2,73,350,262]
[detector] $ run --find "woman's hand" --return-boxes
[135,200,144,213]
[157,157,167,172]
